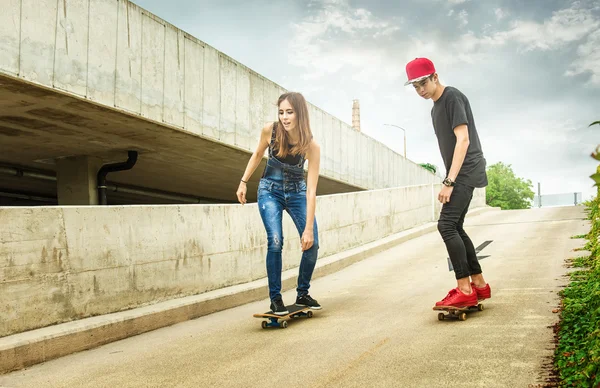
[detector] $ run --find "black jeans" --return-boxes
[437,183,481,280]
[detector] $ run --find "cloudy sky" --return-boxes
[133,0,599,201]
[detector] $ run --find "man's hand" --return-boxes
[438,185,454,204]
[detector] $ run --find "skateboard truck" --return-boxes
[434,303,484,321]
[254,305,315,329]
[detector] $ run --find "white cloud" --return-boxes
[565,29,600,84]
[497,7,599,51]
[299,0,396,34]
[290,1,599,85]
[404,29,506,68]
[494,8,507,21]
[454,4,599,53]
[433,0,470,5]
[439,3,600,82]
[457,10,469,26]
[289,0,401,82]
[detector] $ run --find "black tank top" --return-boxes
[270,122,304,166]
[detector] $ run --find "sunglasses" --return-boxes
[412,77,431,88]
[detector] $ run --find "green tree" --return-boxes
[485,162,535,210]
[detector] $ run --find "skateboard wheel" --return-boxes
[281,321,288,329]
[261,321,267,329]
[438,313,445,321]
[307,311,313,318]
[459,313,467,321]
[478,304,484,311]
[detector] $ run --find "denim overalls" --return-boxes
[257,130,319,301]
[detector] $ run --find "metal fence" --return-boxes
[532,192,583,208]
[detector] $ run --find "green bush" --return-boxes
[555,196,600,386]
[554,121,600,386]
[419,163,437,174]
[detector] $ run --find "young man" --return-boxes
[404,57,492,307]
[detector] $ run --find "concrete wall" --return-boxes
[0,0,437,190]
[0,185,486,337]
[472,185,487,208]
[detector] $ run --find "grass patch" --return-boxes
[573,256,592,268]
[554,197,600,387]
[565,256,592,269]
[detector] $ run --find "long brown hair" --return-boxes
[274,92,312,158]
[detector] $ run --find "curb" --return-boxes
[0,206,497,374]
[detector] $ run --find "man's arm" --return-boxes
[447,124,469,182]
[438,124,469,203]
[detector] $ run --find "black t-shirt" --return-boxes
[431,86,488,188]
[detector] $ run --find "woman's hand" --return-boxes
[301,228,314,251]
[236,181,247,205]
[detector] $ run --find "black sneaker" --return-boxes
[270,298,288,315]
[296,295,322,310]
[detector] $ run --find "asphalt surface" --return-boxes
[0,206,588,388]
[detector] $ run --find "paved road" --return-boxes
[0,206,588,388]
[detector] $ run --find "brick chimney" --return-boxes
[352,99,361,132]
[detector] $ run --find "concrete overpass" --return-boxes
[0,0,437,205]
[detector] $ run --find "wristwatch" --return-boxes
[442,178,455,187]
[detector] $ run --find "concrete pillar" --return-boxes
[56,156,103,205]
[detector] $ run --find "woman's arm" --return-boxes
[301,140,321,250]
[236,123,273,204]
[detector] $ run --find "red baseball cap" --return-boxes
[404,58,436,86]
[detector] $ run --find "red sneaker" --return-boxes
[435,287,478,308]
[471,282,491,300]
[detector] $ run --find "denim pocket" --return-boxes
[258,179,273,196]
[298,181,307,192]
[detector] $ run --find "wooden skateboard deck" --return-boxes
[433,303,484,321]
[253,304,316,329]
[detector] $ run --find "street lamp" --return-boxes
[383,123,407,159]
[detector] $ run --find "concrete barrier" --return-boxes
[0,184,486,338]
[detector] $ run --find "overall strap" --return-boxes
[268,122,277,157]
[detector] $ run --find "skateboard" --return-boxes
[253,304,316,329]
[433,303,484,321]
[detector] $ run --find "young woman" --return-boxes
[236,92,322,315]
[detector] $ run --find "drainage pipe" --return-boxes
[97,151,138,205]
